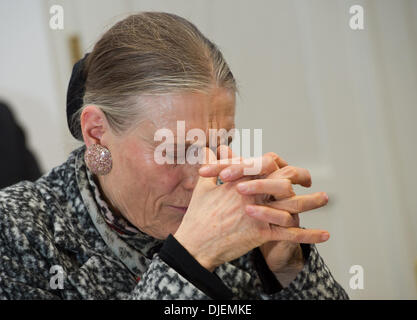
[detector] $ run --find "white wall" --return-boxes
[0,0,70,172]
[1,0,416,299]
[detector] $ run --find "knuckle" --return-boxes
[282,213,294,227]
[282,179,295,196]
[287,229,299,242]
[292,230,306,242]
[286,166,298,178]
[282,178,291,189]
[234,156,244,165]
[286,200,296,213]
[255,205,267,216]
[271,225,284,241]
[254,179,264,191]
[262,226,273,241]
[265,152,279,162]
[293,198,303,213]
[264,155,278,171]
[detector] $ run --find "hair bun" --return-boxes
[66,53,89,140]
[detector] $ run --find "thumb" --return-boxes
[194,147,218,192]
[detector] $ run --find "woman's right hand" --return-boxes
[173,148,279,272]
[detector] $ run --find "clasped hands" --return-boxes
[174,146,329,287]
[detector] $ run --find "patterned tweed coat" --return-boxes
[0,146,348,300]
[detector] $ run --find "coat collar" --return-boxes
[46,146,143,298]
[74,146,160,277]
[84,157,163,258]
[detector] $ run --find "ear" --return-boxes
[80,105,111,147]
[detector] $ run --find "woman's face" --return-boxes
[95,87,235,239]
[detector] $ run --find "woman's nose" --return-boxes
[181,164,200,190]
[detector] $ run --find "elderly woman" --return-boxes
[0,12,347,300]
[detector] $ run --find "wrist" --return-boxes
[272,245,305,287]
[173,232,216,272]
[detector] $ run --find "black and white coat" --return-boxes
[0,146,348,300]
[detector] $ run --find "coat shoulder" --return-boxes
[0,147,84,248]
[0,180,49,225]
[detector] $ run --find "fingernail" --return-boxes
[321,232,330,241]
[199,166,210,174]
[246,205,257,215]
[220,169,231,179]
[323,193,329,202]
[237,183,249,192]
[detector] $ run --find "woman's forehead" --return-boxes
[144,89,236,131]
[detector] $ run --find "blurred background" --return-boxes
[0,0,416,299]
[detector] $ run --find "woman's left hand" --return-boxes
[198,147,329,286]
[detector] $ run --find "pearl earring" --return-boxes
[84,144,112,175]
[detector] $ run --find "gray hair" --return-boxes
[70,12,238,141]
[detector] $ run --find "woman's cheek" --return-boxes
[133,168,180,199]
[151,164,183,192]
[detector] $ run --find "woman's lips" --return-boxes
[168,205,188,214]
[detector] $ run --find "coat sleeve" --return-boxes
[127,235,233,300]
[128,255,211,300]
[251,244,349,300]
[128,238,349,300]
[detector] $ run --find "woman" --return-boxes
[0,12,347,300]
